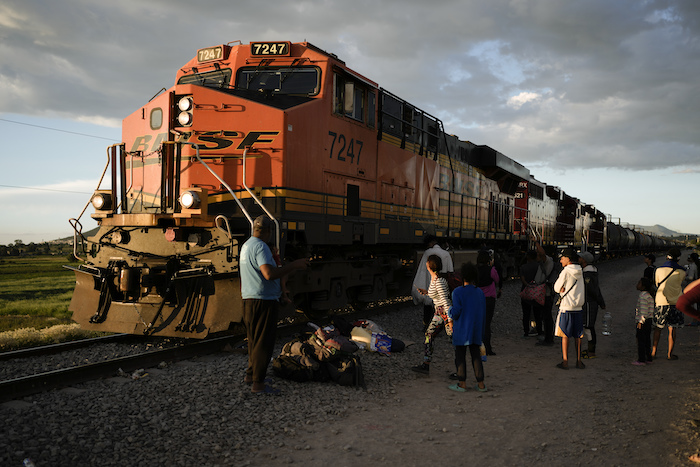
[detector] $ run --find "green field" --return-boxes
[0,255,77,332]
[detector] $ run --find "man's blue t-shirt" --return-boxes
[239,236,281,300]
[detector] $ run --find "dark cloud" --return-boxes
[1,0,699,172]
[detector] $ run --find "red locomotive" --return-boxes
[67,41,666,338]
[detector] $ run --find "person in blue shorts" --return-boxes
[553,248,585,370]
[652,248,686,360]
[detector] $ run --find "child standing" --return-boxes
[633,277,655,365]
[448,262,487,392]
[412,255,453,375]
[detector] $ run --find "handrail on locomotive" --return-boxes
[70,144,122,262]
[68,140,283,256]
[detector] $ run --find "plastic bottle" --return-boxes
[602,311,612,335]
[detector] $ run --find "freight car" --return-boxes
[66,41,666,338]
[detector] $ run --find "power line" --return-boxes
[0,117,118,142]
[0,184,92,195]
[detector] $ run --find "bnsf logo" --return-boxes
[130,131,280,153]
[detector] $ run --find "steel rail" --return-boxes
[0,334,242,403]
[0,297,412,403]
[0,333,132,362]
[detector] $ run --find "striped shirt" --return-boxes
[428,277,452,310]
[635,290,654,323]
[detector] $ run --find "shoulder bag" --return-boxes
[520,282,546,305]
[555,279,578,306]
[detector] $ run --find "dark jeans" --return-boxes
[521,298,544,335]
[243,299,279,383]
[484,297,496,353]
[583,302,599,353]
[636,320,653,362]
[454,344,484,383]
[541,294,555,343]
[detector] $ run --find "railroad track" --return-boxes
[0,297,412,403]
[0,334,244,403]
[0,333,132,361]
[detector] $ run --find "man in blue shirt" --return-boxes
[240,216,309,394]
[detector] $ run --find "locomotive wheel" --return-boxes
[292,292,328,322]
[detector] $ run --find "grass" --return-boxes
[0,323,98,351]
[0,255,100,349]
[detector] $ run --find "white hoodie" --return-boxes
[411,245,454,306]
[554,263,585,311]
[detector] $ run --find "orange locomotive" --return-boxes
[67,41,570,338]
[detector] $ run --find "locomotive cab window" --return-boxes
[150,108,163,130]
[333,72,374,126]
[237,67,320,95]
[178,68,233,88]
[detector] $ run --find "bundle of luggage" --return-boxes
[271,318,404,387]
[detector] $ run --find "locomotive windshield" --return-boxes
[236,67,320,95]
[177,68,232,88]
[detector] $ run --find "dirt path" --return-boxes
[251,255,700,466]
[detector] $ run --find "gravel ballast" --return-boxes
[2,254,698,466]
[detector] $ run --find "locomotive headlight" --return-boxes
[180,190,200,209]
[177,111,193,126]
[178,96,193,111]
[91,191,113,211]
[175,187,207,218]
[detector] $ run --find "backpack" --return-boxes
[323,355,365,388]
[272,355,316,382]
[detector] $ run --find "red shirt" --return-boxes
[676,282,700,320]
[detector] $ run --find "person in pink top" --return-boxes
[476,249,500,356]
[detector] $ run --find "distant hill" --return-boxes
[637,224,695,237]
[52,227,100,244]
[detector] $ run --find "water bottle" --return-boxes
[602,311,612,335]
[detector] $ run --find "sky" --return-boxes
[1,0,699,245]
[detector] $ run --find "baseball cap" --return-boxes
[578,251,594,264]
[560,248,578,261]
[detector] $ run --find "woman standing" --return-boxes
[476,250,500,355]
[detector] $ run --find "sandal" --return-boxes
[575,360,586,369]
[448,383,467,393]
[475,385,488,392]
